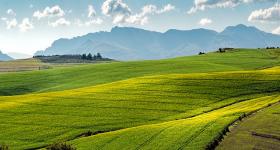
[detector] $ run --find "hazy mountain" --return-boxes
[35,24,280,60]
[0,51,13,61]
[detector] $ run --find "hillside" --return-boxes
[0,62,280,149]
[35,24,280,60]
[217,102,280,150]
[1,49,280,96]
[0,49,280,149]
[0,51,13,61]
[0,58,47,72]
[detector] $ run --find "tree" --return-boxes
[198,52,205,55]
[93,54,97,60]
[81,54,87,60]
[87,53,93,60]
[218,48,225,53]
[96,53,102,59]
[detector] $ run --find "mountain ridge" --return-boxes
[0,51,13,61]
[35,24,280,60]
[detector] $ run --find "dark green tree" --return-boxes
[93,54,97,60]
[87,53,93,60]
[81,54,87,60]
[96,53,102,59]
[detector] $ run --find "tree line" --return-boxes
[34,53,105,61]
[81,53,102,60]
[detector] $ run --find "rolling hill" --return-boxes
[35,24,280,60]
[2,49,280,96]
[0,49,280,149]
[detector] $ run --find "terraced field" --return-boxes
[0,49,280,149]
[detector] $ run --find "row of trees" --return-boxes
[81,53,102,60]
[266,47,279,49]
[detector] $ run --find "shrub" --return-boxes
[0,144,9,150]
[47,142,76,150]
[199,52,205,55]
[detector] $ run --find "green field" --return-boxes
[217,103,280,150]
[0,49,280,149]
[1,49,280,96]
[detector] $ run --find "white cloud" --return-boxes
[141,4,175,15]
[126,14,148,25]
[85,18,103,26]
[141,5,157,15]
[7,9,16,16]
[101,0,175,25]
[29,4,34,8]
[272,26,280,34]
[75,18,103,27]
[157,4,175,14]
[19,18,34,32]
[1,17,7,21]
[6,18,18,29]
[102,0,132,24]
[102,0,131,16]
[49,18,71,27]
[199,18,213,26]
[126,4,174,25]
[88,5,96,18]
[33,5,65,19]
[188,0,274,14]
[248,4,280,22]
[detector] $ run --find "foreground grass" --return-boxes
[0,67,280,149]
[70,95,280,150]
[217,102,280,150]
[0,49,280,96]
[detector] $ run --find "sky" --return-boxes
[0,0,279,55]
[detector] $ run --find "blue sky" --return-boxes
[0,0,279,55]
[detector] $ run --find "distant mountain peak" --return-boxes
[35,25,280,60]
[222,24,261,34]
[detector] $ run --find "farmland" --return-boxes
[217,102,280,150]
[0,58,46,72]
[0,49,280,149]
[1,49,280,96]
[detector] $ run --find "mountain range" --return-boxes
[35,24,280,60]
[0,51,13,61]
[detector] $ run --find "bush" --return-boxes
[47,142,76,150]
[198,52,205,55]
[0,144,9,150]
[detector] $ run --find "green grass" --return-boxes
[70,95,279,150]
[0,49,280,96]
[0,66,280,149]
[0,49,280,149]
[217,102,280,150]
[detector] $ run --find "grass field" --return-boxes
[0,49,280,149]
[217,102,280,150]
[0,58,46,72]
[1,49,280,96]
